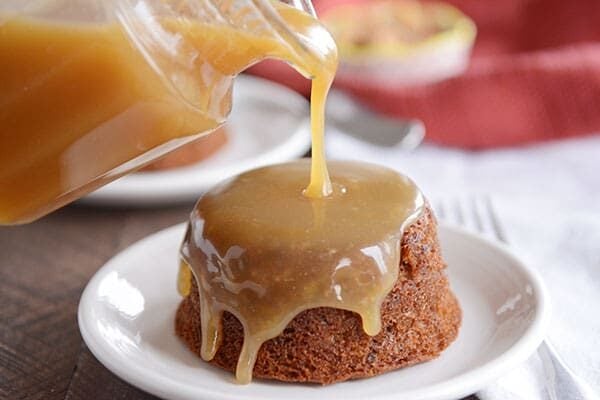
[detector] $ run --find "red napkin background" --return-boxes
[248,0,600,149]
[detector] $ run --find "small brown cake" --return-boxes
[176,203,461,384]
[141,126,228,172]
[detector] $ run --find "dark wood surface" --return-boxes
[0,203,478,400]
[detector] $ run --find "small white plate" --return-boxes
[83,75,311,206]
[79,224,549,400]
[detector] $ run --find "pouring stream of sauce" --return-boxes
[175,2,425,384]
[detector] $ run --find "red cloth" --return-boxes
[248,0,600,149]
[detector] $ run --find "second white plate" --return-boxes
[83,75,311,206]
[78,223,548,400]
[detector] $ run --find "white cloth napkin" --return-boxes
[326,130,600,398]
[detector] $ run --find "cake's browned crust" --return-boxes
[142,126,228,171]
[175,206,461,384]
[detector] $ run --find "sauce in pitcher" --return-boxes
[0,2,336,223]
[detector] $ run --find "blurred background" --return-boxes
[251,0,600,148]
[1,0,599,399]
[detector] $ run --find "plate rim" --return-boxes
[78,223,549,400]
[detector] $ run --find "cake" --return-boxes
[174,160,461,384]
[141,125,228,172]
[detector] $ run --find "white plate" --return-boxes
[78,224,549,400]
[83,75,311,206]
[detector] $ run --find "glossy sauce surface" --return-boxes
[180,160,424,383]
[0,3,336,223]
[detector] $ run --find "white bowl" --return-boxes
[323,1,477,86]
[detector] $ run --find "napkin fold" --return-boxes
[249,0,600,149]
[325,130,600,398]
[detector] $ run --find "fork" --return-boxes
[436,196,598,400]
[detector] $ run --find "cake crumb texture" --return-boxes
[175,206,461,384]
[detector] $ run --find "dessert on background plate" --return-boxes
[141,126,228,172]
[82,74,312,207]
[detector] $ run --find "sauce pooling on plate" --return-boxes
[179,161,424,383]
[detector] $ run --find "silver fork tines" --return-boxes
[435,196,506,242]
[436,195,597,400]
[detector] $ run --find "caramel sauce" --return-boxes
[0,3,336,223]
[179,161,424,383]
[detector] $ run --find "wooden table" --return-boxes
[0,204,478,399]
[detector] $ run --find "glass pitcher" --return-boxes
[0,0,332,224]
